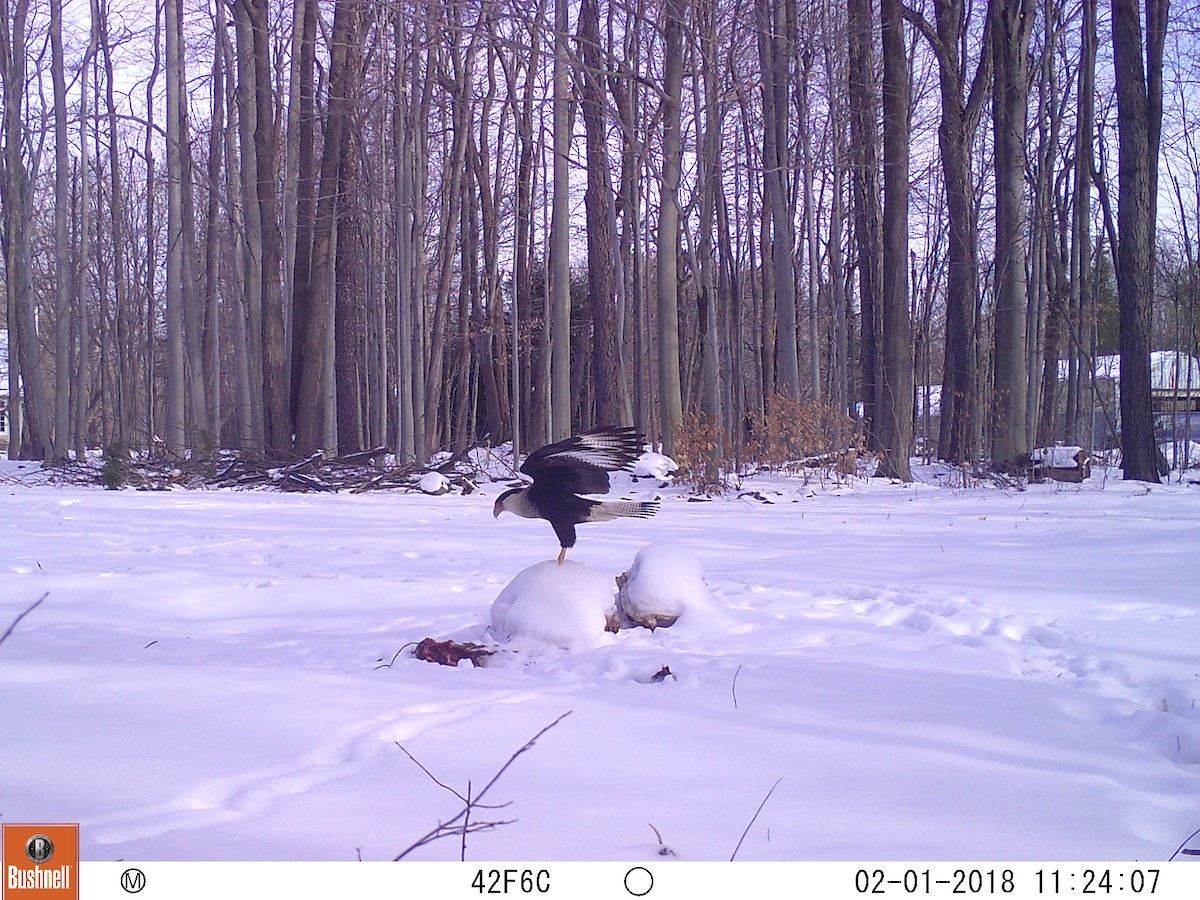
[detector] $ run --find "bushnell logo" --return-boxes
[2,823,78,899]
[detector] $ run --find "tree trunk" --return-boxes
[578,0,623,427]
[179,86,209,449]
[248,0,291,456]
[550,0,573,439]
[989,0,1035,471]
[289,0,318,433]
[51,0,73,459]
[878,0,913,481]
[1112,0,1167,482]
[2,0,50,459]
[1069,0,1097,448]
[798,42,821,400]
[849,0,883,449]
[335,136,366,454]
[696,0,724,444]
[204,28,225,447]
[164,0,188,456]
[657,0,686,457]
[143,2,162,449]
[758,0,800,397]
[295,0,362,454]
[903,1,990,464]
[97,0,131,445]
[214,16,253,449]
[231,0,264,450]
[76,1,99,456]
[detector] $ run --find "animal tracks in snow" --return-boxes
[724,578,1200,770]
[837,586,1069,653]
[88,691,539,850]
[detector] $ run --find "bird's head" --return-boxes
[494,488,521,518]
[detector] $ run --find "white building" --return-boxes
[1078,350,1200,402]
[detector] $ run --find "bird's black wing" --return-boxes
[519,426,645,495]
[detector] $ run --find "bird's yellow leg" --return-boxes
[557,547,567,565]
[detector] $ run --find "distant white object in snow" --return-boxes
[617,542,717,630]
[418,471,451,495]
[631,451,677,481]
[488,559,618,650]
[1029,446,1085,469]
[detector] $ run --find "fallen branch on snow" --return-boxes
[392,711,572,861]
[0,593,49,652]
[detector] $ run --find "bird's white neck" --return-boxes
[505,489,539,519]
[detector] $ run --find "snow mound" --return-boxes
[418,471,450,495]
[617,542,718,629]
[632,451,677,481]
[489,560,618,650]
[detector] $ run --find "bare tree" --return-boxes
[295,0,364,454]
[288,0,319,441]
[797,30,821,401]
[1067,0,1098,448]
[902,0,991,464]
[989,0,1035,471]
[848,0,883,449]
[203,21,225,447]
[164,0,188,456]
[550,0,572,439]
[694,0,725,460]
[98,0,132,446]
[76,0,99,457]
[1112,0,1168,482]
[758,0,800,397]
[2,0,51,459]
[657,0,686,456]
[50,0,73,459]
[877,0,913,480]
[577,0,624,427]
[393,2,434,462]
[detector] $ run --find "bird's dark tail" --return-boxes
[587,499,659,522]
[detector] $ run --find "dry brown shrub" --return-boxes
[674,412,729,493]
[674,395,863,493]
[745,394,861,476]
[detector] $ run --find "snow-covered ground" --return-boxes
[1,458,1199,862]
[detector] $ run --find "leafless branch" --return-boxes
[393,710,573,861]
[0,593,49,651]
[730,777,783,861]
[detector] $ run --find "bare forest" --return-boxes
[2,0,1198,483]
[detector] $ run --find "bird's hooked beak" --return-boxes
[493,497,505,518]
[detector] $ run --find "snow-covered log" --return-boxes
[616,542,717,630]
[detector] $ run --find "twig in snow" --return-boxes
[648,822,677,857]
[730,777,783,861]
[0,593,49,651]
[1168,825,1200,860]
[461,780,472,862]
[393,710,573,861]
[731,665,743,709]
[375,642,418,670]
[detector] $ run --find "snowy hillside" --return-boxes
[1,460,1198,862]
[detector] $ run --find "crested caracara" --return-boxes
[493,426,659,563]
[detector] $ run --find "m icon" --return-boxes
[120,868,147,894]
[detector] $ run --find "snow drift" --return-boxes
[488,559,618,650]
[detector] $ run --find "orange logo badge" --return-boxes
[2,824,78,900]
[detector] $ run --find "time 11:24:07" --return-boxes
[1036,869,1160,894]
